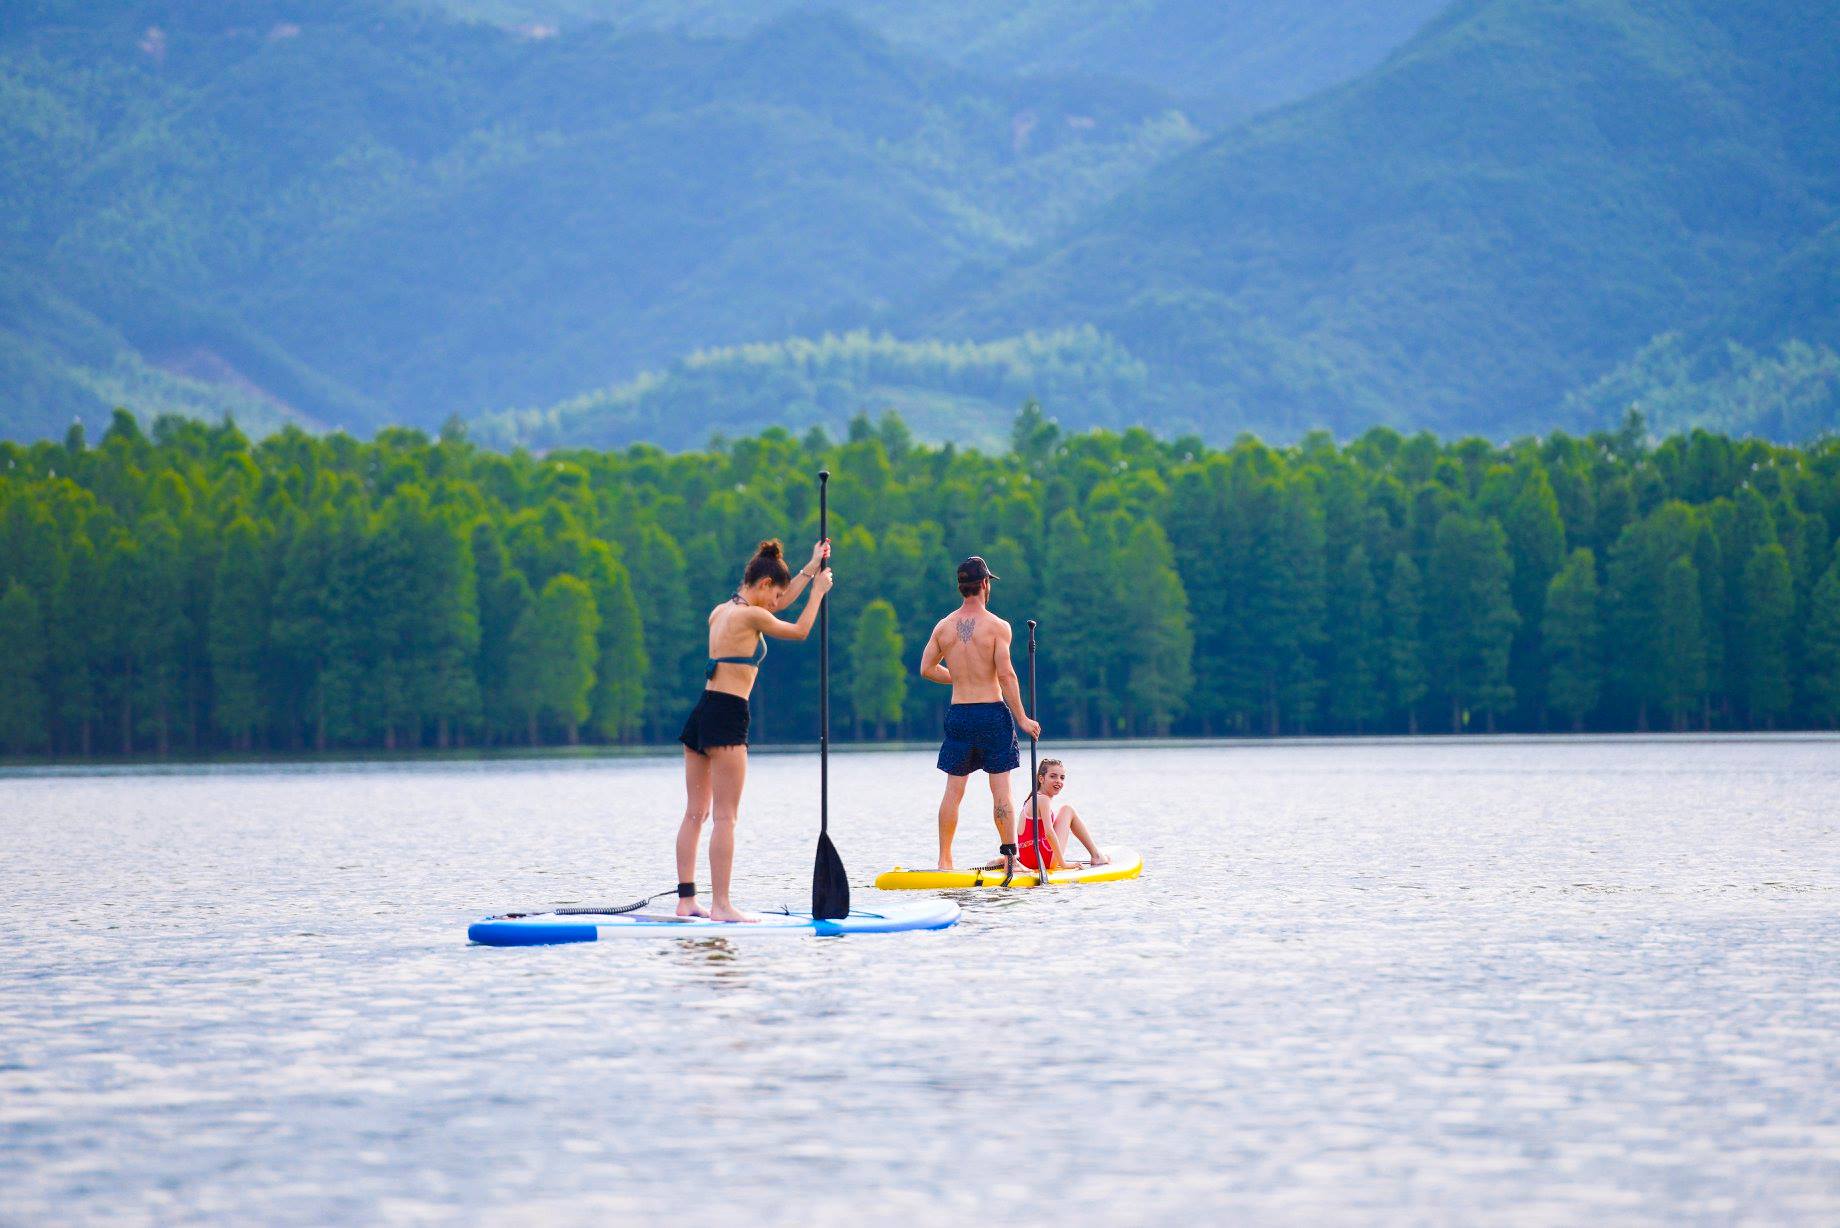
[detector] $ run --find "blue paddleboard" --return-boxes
[469,899,960,945]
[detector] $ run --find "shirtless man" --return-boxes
[919,556,1043,875]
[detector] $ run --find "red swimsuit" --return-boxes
[1018,804,1057,871]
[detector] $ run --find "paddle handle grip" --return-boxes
[1026,620,1037,721]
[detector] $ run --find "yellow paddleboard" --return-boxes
[874,847,1142,890]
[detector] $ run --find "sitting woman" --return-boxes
[1013,758,1110,872]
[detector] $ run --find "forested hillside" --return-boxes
[7,0,1838,453]
[0,1,1193,438]
[910,0,1840,439]
[4,408,1838,758]
[476,328,1150,451]
[1564,224,1840,439]
[427,0,1448,111]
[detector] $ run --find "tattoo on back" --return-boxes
[955,617,976,643]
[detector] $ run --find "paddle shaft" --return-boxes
[1027,619,1046,885]
[819,470,830,834]
[809,469,849,918]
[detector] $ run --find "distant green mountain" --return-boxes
[475,326,1149,451]
[1563,335,1839,442]
[1562,223,1840,439]
[0,1,1194,438]
[426,0,1449,112]
[900,0,1840,440]
[10,0,1840,449]
[0,278,332,440]
[1652,220,1840,387]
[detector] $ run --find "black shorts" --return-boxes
[679,690,750,754]
[937,702,1020,776]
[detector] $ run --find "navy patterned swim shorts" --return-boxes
[937,701,1020,776]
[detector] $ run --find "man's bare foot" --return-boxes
[937,859,956,871]
[709,904,758,923]
[676,898,710,918]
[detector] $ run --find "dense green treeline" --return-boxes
[3,407,1840,757]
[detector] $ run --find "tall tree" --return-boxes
[848,599,906,739]
[318,500,380,748]
[103,515,189,755]
[1541,548,1601,732]
[1657,555,1707,730]
[1165,461,1232,733]
[1740,544,1794,728]
[589,560,646,743]
[0,581,50,753]
[1117,519,1194,736]
[509,573,599,745]
[1802,545,1840,728]
[53,534,102,755]
[877,521,947,735]
[371,488,482,748]
[1041,508,1112,736]
[1605,503,1704,729]
[207,516,269,749]
[1269,477,1327,733]
[1690,524,1726,729]
[269,509,337,751]
[1010,401,1061,471]
[1216,459,1276,732]
[470,520,531,746]
[1717,489,1778,718]
[1327,543,1383,732]
[0,493,62,628]
[1427,512,1518,732]
[1384,553,1429,733]
[1503,463,1566,725]
[621,521,694,739]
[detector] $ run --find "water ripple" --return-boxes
[2,738,1837,1224]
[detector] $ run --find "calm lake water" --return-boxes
[3,738,1838,1225]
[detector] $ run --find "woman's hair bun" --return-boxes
[742,538,792,588]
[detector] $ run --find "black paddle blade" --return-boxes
[812,831,850,919]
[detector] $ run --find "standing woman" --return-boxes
[675,538,833,921]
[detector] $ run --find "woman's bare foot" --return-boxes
[676,898,710,918]
[1088,851,1112,866]
[709,904,758,923]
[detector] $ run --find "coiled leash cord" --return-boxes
[502,883,691,920]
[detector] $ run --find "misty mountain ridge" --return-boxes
[423,0,1450,114]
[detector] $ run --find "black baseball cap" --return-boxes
[957,556,999,585]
